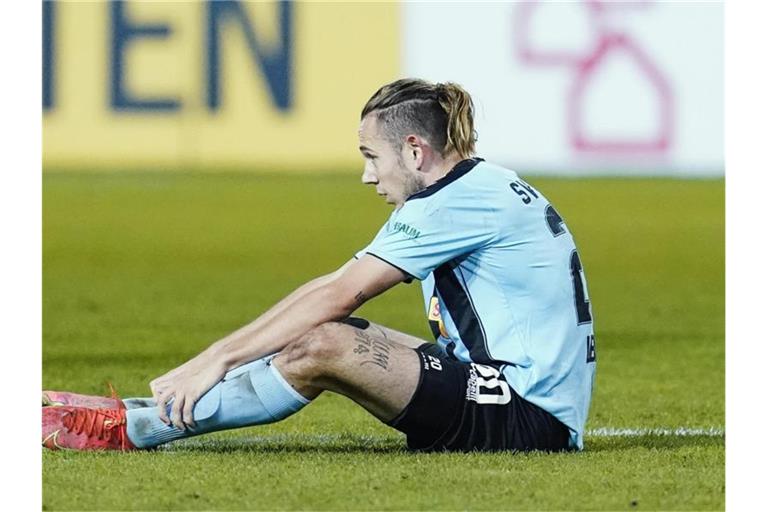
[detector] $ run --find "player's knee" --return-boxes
[299,322,345,362]
[278,322,344,378]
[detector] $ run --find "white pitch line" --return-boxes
[586,427,724,437]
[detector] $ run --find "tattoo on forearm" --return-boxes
[352,329,394,370]
[353,291,367,307]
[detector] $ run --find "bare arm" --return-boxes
[235,258,358,342]
[164,258,358,377]
[151,255,408,427]
[208,255,406,370]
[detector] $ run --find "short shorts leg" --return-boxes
[387,344,571,452]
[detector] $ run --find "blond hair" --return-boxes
[361,78,476,159]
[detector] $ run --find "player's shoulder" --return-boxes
[403,158,519,214]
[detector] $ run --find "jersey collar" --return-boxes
[406,157,484,202]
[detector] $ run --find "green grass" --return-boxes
[43,172,724,510]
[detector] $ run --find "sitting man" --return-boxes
[43,78,596,453]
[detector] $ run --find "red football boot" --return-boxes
[42,406,136,451]
[42,383,125,410]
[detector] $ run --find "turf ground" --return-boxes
[42,172,724,510]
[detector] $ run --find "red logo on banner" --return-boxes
[514,0,673,155]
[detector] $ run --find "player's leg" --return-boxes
[341,316,426,349]
[42,318,418,411]
[272,319,423,421]
[42,321,428,451]
[285,322,572,452]
[42,355,297,450]
[121,321,422,448]
[42,357,272,410]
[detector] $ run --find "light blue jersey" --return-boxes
[356,158,596,449]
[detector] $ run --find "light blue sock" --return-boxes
[122,397,156,410]
[121,357,270,410]
[126,357,309,448]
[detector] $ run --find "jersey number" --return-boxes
[570,250,592,324]
[546,205,593,325]
[472,364,512,405]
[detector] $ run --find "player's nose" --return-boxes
[361,168,378,185]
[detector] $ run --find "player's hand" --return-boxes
[150,359,227,430]
[149,368,184,424]
[149,358,199,406]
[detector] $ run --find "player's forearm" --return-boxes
[208,282,357,370]
[233,273,334,337]
[189,273,333,363]
[196,260,358,364]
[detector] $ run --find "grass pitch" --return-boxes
[43,172,724,510]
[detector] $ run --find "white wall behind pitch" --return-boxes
[403,1,723,176]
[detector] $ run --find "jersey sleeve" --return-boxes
[354,221,388,260]
[361,199,497,281]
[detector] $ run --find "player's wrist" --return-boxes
[204,340,245,372]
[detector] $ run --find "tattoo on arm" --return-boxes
[353,291,367,307]
[352,329,395,370]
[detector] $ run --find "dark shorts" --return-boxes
[387,343,571,452]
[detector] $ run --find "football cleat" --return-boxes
[42,406,136,451]
[42,383,125,410]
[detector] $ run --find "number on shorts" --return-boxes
[427,355,443,371]
[473,364,512,405]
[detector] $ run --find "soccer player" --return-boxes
[42,78,596,453]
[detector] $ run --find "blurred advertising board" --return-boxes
[43,1,723,176]
[404,1,723,176]
[42,1,398,171]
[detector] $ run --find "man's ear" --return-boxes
[405,134,425,170]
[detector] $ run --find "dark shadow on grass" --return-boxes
[158,432,724,455]
[159,431,725,455]
[42,429,725,457]
[41,433,725,458]
[585,434,724,453]
[159,433,408,455]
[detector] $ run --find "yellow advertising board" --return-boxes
[43,1,399,171]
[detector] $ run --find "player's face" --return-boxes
[358,115,425,207]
